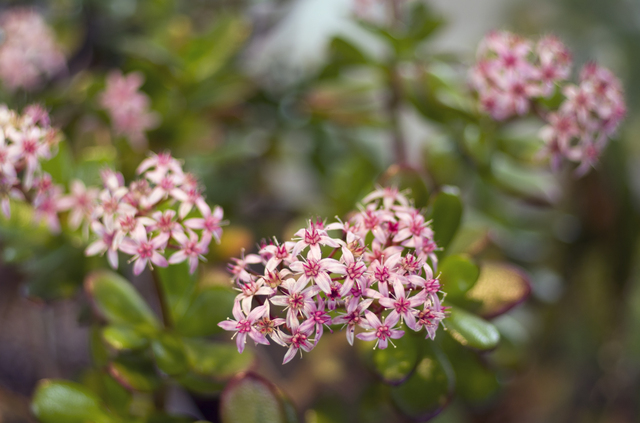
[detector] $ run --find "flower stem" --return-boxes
[151,268,172,328]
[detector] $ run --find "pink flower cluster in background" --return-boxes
[99,71,160,152]
[540,63,626,174]
[0,104,65,231]
[0,8,66,91]
[219,187,447,364]
[84,152,225,275]
[470,31,572,120]
[470,30,625,173]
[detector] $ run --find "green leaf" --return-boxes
[369,332,420,385]
[407,3,444,41]
[184,339,254,379]
[442,337,499,403]
[174,372,225,395]
[390,343,454,421]
[151,332,190,376]
[31,380,114,423]
[439,254,479,302]
[465,262,532,318]
[175,286,236,337]
[428,187,463,255]
[220,373,291,423]
[155,261,198,324]
[444,306,500,350]
[183,16,250,82]
[85,270,159,332]
[109,354,161,392]
[102,325,149,350]
[80,369,132,416]
[41,141,74,186]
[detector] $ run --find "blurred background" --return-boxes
[0,0,638,422]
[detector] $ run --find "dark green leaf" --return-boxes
[155,261,198,324]
[369,332,420,385]
[439,254,479,302]
[31,380,114,423]
[109,354,161,392]
[175,286,236,337]
[428,187,463,255]
[184,339,254,379]
[174,372,225,395]
[220,373,291,423]
[102,325,149,350]
[152,332,190,376]
[442,337,499,403]
[444,306,500,350]
[80,370,132,416]
[390,343,454,420]
[85,270,159,332]
[407,3,444,41]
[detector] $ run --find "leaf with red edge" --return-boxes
[465,262,532,319]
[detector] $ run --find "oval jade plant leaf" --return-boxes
[444,306,500,350]
[390,343,455,421]
[108,354,161,392]
[370,332,420,385]
[102,325,148,350]
[151,332,190,376]
[85,270,159,332]
[428,186,463,255]
[439,254,479,302]
[31,379,114,423]
[465,262,531,318]
[184,339,255,379]
[220,373,296,423]
[175,286,236,337]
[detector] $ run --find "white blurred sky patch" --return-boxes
[246,0,512,86]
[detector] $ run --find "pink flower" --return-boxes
[289,251,345,294]
[33,184,63,233]
[356,310,404,350]
[168,230,209,274]
[0,174,24,218]
[270,278,321,329]
[415,297,447,340]
[85,221,119,269]
[137,151,184,179]
[235,278,274,315]
[291,220,342,259]
[119,226,168,275]
[259,238,295,271]
[184,203,225,244]
[100,70,159,151]
[218,301,270,353]
[378,279,426,331]
[333,299,374,346]
[281,318,316,364]
[57,180,99,231]
[0,8,66,91]
[7,126,50,189]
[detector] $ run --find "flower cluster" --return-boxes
[539,63,626,174]
[99,71,160,151]
[219,187,447,364]
[470,30,625,173]
[84,152,225,275]
[469,31,572,120]
[0,8,66,91]
[0,104,65,232]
